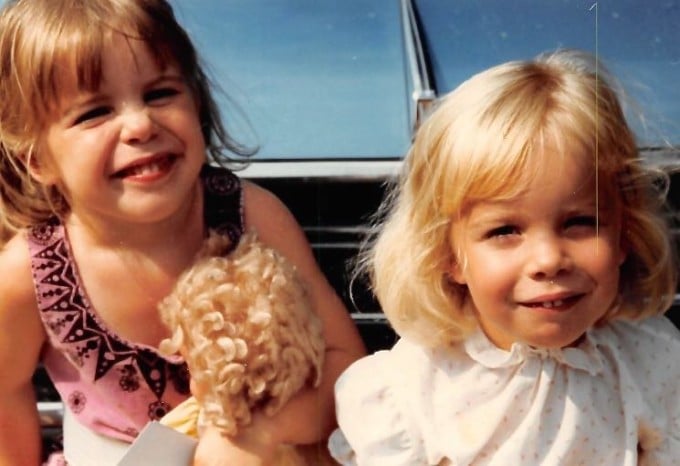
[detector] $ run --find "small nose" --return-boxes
[526,233,571,280]
[120,107,156,144]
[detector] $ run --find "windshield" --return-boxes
[171,0,410,160]
[415,0,680,148]
[173,0,677,159]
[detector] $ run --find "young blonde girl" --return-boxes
[329,49,679,465]
[0,1,365,465]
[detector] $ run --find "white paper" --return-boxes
[117,421,197,466]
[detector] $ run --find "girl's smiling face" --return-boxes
[36,33,206,230]
[450,149,626,350]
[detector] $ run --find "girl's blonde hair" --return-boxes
[0,0,252,242]
[362,49,677,348]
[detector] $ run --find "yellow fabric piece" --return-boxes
[159,396,200,439]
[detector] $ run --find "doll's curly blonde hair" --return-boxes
[158,230,325,436]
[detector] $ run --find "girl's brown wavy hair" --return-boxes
[0,0,252,243]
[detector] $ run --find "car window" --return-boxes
[170,0,411,160]
[2,0,675,158]
[414,0,680,147]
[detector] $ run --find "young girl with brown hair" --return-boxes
[0,1,365,464]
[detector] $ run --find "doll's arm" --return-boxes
[0,235,46,466]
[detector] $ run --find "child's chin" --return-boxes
[524,331,586,349]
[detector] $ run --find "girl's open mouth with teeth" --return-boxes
[521,294,584,311]
[113,154,178,180]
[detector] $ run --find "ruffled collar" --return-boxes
[463,328,605,375]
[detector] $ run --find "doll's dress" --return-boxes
[160,395,202,438]
[329,316,680,466]
[29,164,243,464]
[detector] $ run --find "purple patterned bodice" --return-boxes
[28,165,244,442]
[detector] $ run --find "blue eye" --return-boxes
[73,106,110,125]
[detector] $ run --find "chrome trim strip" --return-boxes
[310,242,363,250]
[351,313,389,322]
[401,0,436,131]
[304,225,372,234]
[239,160,402,179]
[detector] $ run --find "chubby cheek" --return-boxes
[589,235,625,283]
[595,253,623,308]
[456,244,515,285]
[449,227,517,317]
[466,268,514,314]
[453,253,517,321]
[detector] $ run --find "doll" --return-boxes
[158,230,335,465]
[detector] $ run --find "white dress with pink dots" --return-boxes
[329,316,680,465]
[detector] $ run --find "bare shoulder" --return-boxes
[0,233,40,315]
[241,181,365,354]
[0,233,45,388]
[241,181,299,237]
[241,181,312,265]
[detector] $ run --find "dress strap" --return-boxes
[201,164,244,250]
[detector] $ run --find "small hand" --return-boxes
[192,423,278,466]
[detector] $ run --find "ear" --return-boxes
[448,225,468,285]
[449,259,467,285]
[25,154,59,186]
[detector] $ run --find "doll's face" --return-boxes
[450,148,626,350]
